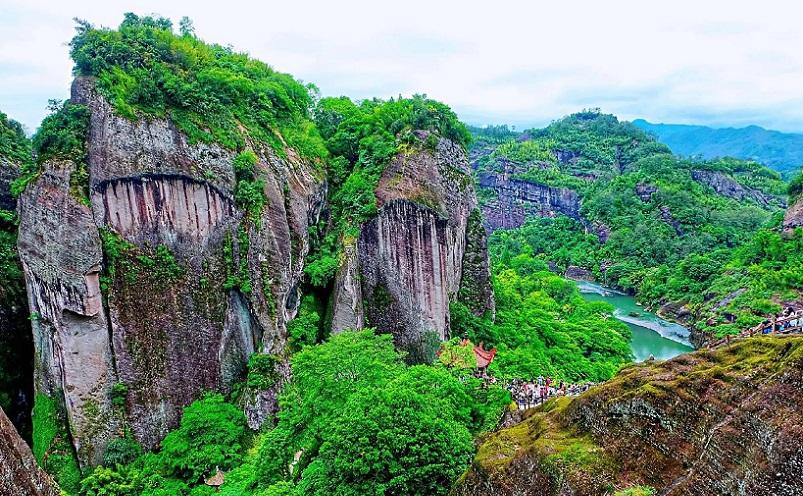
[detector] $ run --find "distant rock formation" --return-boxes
[330,135,494,353]
[691,169,784,208]
[477,173,582,233]
[0,406,59,496]
[453,336,803,496]
[17,77,325,463]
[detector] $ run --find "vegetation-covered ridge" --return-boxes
[474,110,794,339]
[69,13,327,160]
[455,336,803,496]
[633,118,803,175]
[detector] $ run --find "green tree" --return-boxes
[159,393,248,483]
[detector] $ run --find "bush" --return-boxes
[159,393,248,483]
[103,436,142,467]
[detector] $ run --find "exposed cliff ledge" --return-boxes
[331,136,494,353]
[17,77,325,463]
[477,173,582,233]
[0,406,60,496]
[691,169,784,209]
[454,336,803,496]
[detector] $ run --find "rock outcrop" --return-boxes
[691,169,784,208]
[454,336,803,496]
[331,135,494,353]
[17,77,324,463]
[783,195,803,233]
[477,173,582,233]
[0,406,60,496]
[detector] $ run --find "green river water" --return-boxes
[575,281,694,361]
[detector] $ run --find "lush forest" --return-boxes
[0,112,34,440]
[474,111,800,338]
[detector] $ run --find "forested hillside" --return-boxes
[471,111,797,343]
[634,119,803,175]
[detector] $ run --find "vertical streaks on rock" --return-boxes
[17,160,117,467]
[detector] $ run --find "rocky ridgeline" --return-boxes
[17,77,325,464]
[453,336,803,496]
[784,192,803,233]
[691,169,785,209]
[330,133,494,352]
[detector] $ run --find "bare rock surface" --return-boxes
[691,169,784,208]
[477,172,582,233]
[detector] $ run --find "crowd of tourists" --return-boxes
[755,307,803,335]
[504,376,595,410]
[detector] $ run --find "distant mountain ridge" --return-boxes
[633,119,803,175]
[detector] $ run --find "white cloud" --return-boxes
[2,0,803,132]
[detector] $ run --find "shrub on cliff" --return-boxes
[159,393,248,483]
[788,170,803,200]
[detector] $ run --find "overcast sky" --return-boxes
[2,0,803,134]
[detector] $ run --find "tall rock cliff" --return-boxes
[330,134,494,354]
[0,406,60,496]
[453,336,803,496]
[17,77,325,465]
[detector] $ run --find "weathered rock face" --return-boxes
[17,77,325,461]
[634,182,657,202]
[0,406,60,496]
[331,136,494,352]
[477,173,582,233]
[454,336,803,496]
[691,169,784,208]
